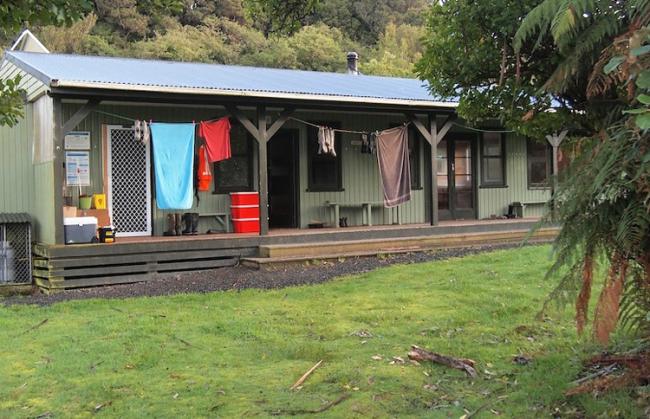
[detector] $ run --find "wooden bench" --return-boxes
[199,212,231,233]
[521,201,548,217]
[325,201,401,228]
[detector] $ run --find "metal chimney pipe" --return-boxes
[347,52,359,75]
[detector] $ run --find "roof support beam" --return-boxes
[406,113,432,144]
[266,107,295,139]
[225,105,259,140]
[62,98,101,135]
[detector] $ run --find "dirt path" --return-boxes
[4,243,541,306]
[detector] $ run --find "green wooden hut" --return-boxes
[0,33,559,289]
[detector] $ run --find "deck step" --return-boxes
[256,228,557,260]
[33,245,257,291]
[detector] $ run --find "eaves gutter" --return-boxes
[49,79,459,110]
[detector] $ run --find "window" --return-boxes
[480,132,506,187]
[213,126,254,193]
[409,128,422,189]
[527,138,552,188]
[307,122,342,191]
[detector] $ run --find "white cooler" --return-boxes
[64,216,98,244]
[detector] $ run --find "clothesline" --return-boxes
[92,110,223,125]
[93,110,514,135]
[451,122,516,133]
[288,116,410,135]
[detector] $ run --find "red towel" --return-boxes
[199,117,231,162]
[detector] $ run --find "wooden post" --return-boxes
[226,105,293,236]
[429,114,439,226]
[546,130,567,209]
[257,105,269,236]
[405,112,453,227]
[52,98,65,244]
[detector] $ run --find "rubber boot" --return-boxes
[182,213,193,235]
[163,214,176,236]
[174,213,183,236]
[191,213,199,235]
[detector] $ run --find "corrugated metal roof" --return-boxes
[0,213,31,224]
[4,51,457,108]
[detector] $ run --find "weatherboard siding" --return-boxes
[0,104,56,243]
[61,102,544,235]
[0,104,33,215]
[477,135,551,219]
[62,104,429,232]
[0,60,48,101]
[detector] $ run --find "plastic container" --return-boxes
[92,193,107,209]
[232,218,260,233]
[0,241,15,283]
[231,205,260,219]
[98,226,116,243]
[230,192,259,206]
[79,196,92,210]
[64,216,98,244]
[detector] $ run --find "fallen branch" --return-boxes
[290,360,322,390]
[407,345,477,378]
[271,394,349,415]
[570,364,617,386]
[19,319,48,336]
[565,351,650,396]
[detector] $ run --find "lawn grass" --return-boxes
[0,245,642,418]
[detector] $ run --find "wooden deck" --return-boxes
[32,218,554,291]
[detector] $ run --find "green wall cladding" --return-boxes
[62,102,548,236]
[0,104,56,243]
[476,135,551,219]
[0,60,48,101]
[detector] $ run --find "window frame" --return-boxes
[479,132,507,188]
[526,138,552,189]
[306,121,343,192]
[212,132,255,194]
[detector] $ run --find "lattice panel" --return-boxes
[110,128,150,235]
[0,223,31,284]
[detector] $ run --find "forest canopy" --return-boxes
[0,0,429,78]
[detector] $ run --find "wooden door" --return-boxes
[267,129,299,228]
[437,135,476,220]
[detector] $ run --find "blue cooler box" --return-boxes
[64,216,98,244]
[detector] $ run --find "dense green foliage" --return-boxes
[513,1,650,343]
[416,0,574,139]
[1,247,644,416]
[0,0,430,126]
[0,0,92,126]
[417,0,649,343]
[2,0,428,78]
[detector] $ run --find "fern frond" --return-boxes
[514,0,565,52]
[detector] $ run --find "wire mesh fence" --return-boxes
[0,219,32,284]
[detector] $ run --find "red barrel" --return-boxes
[230,192,260,206]
[230,192,260,233]
[231,218,260,233]
[231,205,260,219]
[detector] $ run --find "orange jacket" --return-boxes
[197,145,212,192]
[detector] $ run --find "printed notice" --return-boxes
[64,131,91,150]
[65,151,90,186]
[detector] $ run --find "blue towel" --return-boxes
[150,123,195,210]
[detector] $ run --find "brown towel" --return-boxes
[376,125,411,207]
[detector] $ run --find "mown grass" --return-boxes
[0,246,642,418]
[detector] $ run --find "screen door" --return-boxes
[106,125,152,236]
